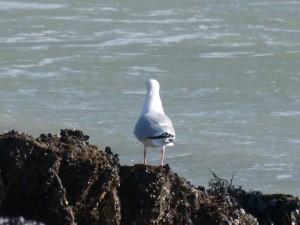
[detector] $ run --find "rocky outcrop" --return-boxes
[0,130,120,225]
[119,165,259,225]
[0,130,299,225]
[229,190,300,225]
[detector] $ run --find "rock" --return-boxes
[0,130,120,225]
[119,164,258,225]
[229,190,300,225]
[0,129,299,225]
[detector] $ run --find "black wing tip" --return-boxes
[148,132,175,140]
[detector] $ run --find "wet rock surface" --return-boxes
[0,130,299,225]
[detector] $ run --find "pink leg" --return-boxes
[144,146,147,165]
[161,146,165,166]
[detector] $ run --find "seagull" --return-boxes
[134,79,175,166]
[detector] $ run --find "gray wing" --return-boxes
[134,112,175,141]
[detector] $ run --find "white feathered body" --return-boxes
[134,79,175,148]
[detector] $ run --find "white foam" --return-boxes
[271,111,300,117]
[199,51,252,59]
[0,1,64,10]
[277,174,293,179]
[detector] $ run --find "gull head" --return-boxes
[146,79,160,94]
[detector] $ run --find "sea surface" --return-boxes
[0,0,299,196]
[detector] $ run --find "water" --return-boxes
[0,0,299,196]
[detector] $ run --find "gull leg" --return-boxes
[144,146,147,165]
[161,146,165,166]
